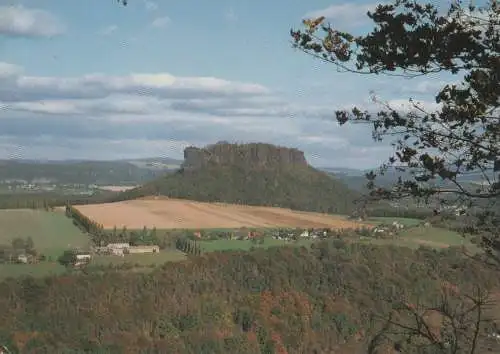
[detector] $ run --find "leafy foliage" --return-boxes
[291,0,499,254]
[57,250,77,267]
[291,0,499,199]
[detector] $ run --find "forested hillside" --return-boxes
[0,242,498,353]
[112,143,359,215]
[113,164,358,214]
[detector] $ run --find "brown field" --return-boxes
[74,197,368,230]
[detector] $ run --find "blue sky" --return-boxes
[0,0,448,168]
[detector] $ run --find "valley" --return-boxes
[0,144,496,353]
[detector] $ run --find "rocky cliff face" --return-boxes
[182,142,308,170]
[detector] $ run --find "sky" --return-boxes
[0,0,452,168]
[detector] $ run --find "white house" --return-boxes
[17,254,28,264]
[107,243,130,255]
[76,254,91,261]
[105,243,160,256]
[107,243,130,249]
[74,253,91,266]
[392,221,405,230]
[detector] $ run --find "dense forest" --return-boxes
[0,241,498,353]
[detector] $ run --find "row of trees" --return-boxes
[176,238,202,255]
[0,192,109,210]
[109,226,162,247]
[65,204,166,248]
[0,195,56,210]
[65,204,105,237]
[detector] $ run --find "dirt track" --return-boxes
[74,197,367,230]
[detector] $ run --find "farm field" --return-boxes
[0,209,90,258]
[365,216,423,227]
[0,252,186,280]
[359,225,477,251]
[198,237,313,252]
[74,198,368,230]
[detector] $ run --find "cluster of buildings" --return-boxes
[93,243,160,257]
[372,221,406,236]
[66,242,160,267]
[272,228,332,241]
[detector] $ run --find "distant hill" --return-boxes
[318,167,407,191]
[318,167,366,176]
[319,166,489,192]
[119,157,183,171]
[2,154,486,195]
[0,158,182,186]
[112,143,359,214]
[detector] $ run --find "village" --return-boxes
[0,220,413,268]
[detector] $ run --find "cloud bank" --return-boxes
[0,5,65,37]
[0,60,403,168]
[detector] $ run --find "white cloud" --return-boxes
[401,80,449,95]
[151,16,170,28]
[144,0,158,11]
[9,100,83,115]
[0,67,270,103]
[0,5,64,37]
[0,136,192,161]
[0,62,23,79]
[99,25,118,36]
[304,2,379,28]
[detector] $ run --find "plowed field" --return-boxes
[74,197,366,230]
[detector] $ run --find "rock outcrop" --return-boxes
[182,142,308,170]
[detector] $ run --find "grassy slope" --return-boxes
[0,209,91,279]
[114,165,359,215]
[0,209,90,258]
[366,216,424,227]
[0,209,186,279]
